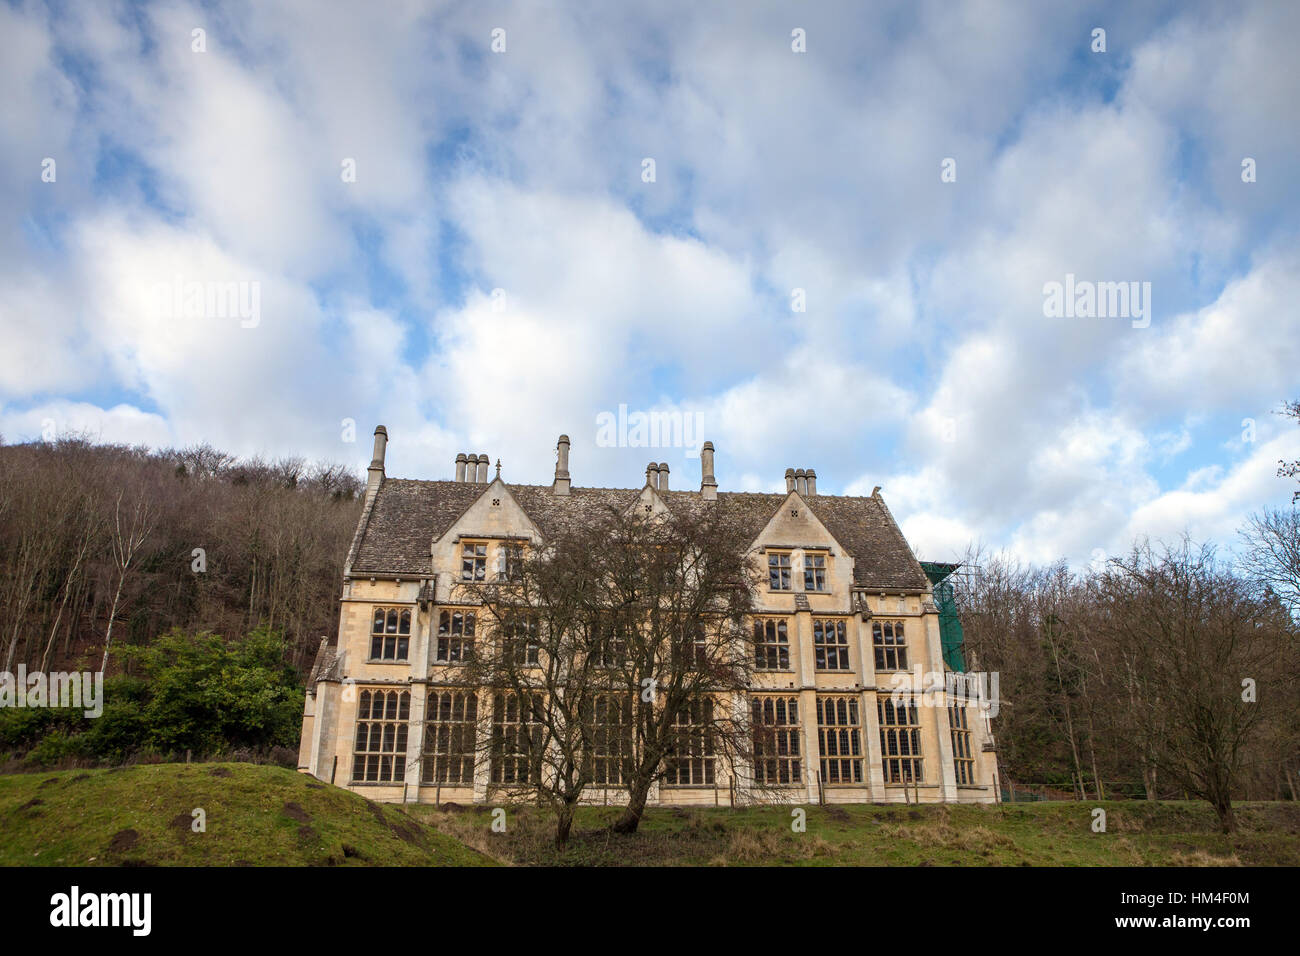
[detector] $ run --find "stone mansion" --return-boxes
[297,427,1000,805]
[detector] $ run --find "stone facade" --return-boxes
[298,428,1000,805]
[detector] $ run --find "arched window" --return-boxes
[369,607,410,660]
[752,618,790,670]
[490,693,544,786]
[879,695,923,784]
[751,694,801,785]
[813,618,850,671]
[872,620,907,671]
[817,695,863,785]
[436,609,476,662]
[663,698,715,787]
[422,692,478,785]
[351,689,410,783]
[502,615,540,666]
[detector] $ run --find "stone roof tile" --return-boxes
[350,480,928,590]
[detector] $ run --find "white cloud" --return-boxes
[0,0,1297,571]
[0,400,172,448]
[1117,250,1300,416]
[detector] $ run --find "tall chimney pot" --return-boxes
[552,434,572,495]
[455,452,467,482]
[646,462,657,488]
[806,468,817,496]
[658,462,669,492]
[476,453,489,483]
[794,468,807,496]
[785,467,796,493]
[370,426,388,471]
[366,426,388,501]
[700,441,717,500]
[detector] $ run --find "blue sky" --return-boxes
[1,0,1297,568]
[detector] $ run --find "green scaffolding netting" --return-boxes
[920,561,966,672]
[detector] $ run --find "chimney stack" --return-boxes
[658,462,669,492]
[465,453,478,482]
[475,452,489,483]
[646,461,657,489]
[806,468,817,496]
[553,434,571,495]
[785,468,796,493]
[795,468,807,495]
[455,452,467,482]
[700,441,717,500]
[366,426,388,499]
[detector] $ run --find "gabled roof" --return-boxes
[349,480,929,590]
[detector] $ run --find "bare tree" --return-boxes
[1239,508,1300,620]
[450,526,617,849]
[583,505,759,835]
[447,503,760,843]
[100,489,157,672]
[1093,539,1296,832]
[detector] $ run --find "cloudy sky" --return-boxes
[2,0,1297,567]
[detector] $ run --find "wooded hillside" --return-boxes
[0,436,363,677]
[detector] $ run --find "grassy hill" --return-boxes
[3,762,1297,866]
[0,763,493,866]
[408,800,1300,867]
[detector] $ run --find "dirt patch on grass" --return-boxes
[17,797,44,811]
[169,812,193,837]
[282,801,311,823]
[209,767,233,778]
[108,828,139,852]
[67,774,91,784]
[388,813,425,846]
[363,799,389,828]
[362,801,426,846]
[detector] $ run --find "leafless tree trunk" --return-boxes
[40,505,101,672]
[101,490,156,673]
